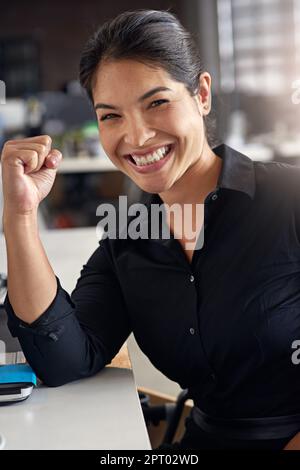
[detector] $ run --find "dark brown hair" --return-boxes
[79,9,216,146]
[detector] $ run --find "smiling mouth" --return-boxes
[126,144,173,166]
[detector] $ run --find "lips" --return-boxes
[125,144,172,164]
[124,143,174,174]
[124,143,174,159]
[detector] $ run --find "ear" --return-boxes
[194,72,212,116]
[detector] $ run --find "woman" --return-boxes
[1,9,300,450]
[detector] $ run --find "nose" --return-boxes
[123,116,156,147]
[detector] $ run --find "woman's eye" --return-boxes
[149,99,169,108]
[99,100,168,121]
[100,114,118,122]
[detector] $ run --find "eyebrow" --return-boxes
[94,86,173,111]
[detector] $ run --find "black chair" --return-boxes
[139,388,191,445]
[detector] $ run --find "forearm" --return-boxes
[3,209,57,324]
[2,231,130,386]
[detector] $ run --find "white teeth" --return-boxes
[131,145,171,166]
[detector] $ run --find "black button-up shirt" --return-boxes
[4,144,300,419]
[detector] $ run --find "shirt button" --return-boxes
[190,328,195,335]
[190,275,195,282]
[211,193,218,201]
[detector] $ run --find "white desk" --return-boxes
[0,368,150,450]
[0,227,151,450]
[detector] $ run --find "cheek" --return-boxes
[159,105,202,137]
[148,109,186,141]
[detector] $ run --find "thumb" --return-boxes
[44,150,62,170]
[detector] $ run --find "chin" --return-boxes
[136,180,171,195]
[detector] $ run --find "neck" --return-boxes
[159,140,222,207]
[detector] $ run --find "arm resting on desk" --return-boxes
[4,240,132,387]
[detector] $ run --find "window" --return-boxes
[0,37,41,97]
[217,0,300,93]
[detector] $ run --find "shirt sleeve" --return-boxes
[4,239,132,387]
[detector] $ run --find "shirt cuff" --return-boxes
[4,276,75,342]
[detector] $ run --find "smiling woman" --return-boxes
[2,9,300,452]
[78,9,224,269]
[78,10,219,199]
[79,9,215,142]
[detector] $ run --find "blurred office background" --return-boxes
[0,0,300,396]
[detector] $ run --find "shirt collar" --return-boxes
[144,143,256,208]
[214,143,256,200]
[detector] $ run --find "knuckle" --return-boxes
[30,149,39,159]
[26,150,38,163]
[40,135,52,147]
[37,143,46,154]
[1,144,12,160]
[3,139,15,151]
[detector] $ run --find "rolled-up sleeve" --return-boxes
[4,239,132,387]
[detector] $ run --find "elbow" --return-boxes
[38,372,77,388]
[38,363,106,388]
[41,377,73,388]
[35,364,83,387]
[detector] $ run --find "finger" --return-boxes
[9,142,51,172]
[4,135,52,172]
[8,149,39,174]
[17,135,52,147]
[6,135,52,150]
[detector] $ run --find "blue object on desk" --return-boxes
[0,364,37,386]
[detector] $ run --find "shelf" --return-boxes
[57,157,119,173]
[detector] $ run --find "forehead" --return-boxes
[92,59,182,102]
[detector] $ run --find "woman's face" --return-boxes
[93,59,211,194]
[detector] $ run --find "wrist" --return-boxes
[3,206,38,233]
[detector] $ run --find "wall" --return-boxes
[0,0,185,92]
